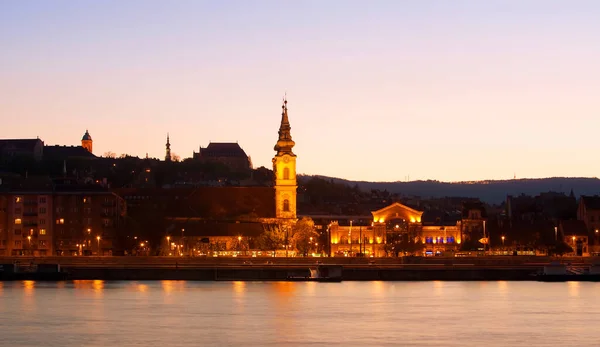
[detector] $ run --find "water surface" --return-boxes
[1,280,599,346]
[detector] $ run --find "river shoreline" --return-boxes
[2,255,597,281]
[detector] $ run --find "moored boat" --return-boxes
[536,262,600,282]
[0,263,68,281]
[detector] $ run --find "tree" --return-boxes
[226,236,249,254]
[549,241,574,256]
[258,223,286,256]
[171,153,181,162]
[291,217,319,257]
[103,151,116,159]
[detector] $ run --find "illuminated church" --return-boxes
[133,98,299,254]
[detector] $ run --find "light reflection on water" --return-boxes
[1,280,600,346]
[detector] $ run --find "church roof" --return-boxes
[0,139,43,151]
[201,142,248,158]
[82,130,92,141]
[43,145,97,160]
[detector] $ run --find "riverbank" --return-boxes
[2,255,596,281]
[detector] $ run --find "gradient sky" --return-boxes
[1,0,599,182]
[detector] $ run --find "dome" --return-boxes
[82,130,92,141]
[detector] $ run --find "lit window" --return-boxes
[14,218,22,225]
[15,197,22,203]
[56,218,65,225]
[40,229,46,235]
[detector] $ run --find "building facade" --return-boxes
[0,191,53,256]
[0,178,125,256]
[0,138,44,162]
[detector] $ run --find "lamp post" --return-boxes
[554,226,558,241]
[166,236,170,255]
[238,236,242,256]
[96,236,101,256]
[27,235,31,256]
[181,228,185,255]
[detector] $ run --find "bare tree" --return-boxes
[103,151,116,159]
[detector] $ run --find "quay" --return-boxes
[2,256,598,281]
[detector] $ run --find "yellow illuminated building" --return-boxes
[327,202,464,257]
[272,98,297,220]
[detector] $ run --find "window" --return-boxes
[84,208,92,214]
[39,240,47,247]
[446,236,455,244]
[15,197,22,203]
[14,218,22,225]
[14,241,22,247]
[56,218,65,225]
[283,167,290,180]
[40,229,46,235]
[39,207,46,214]
[39,219,45,225]
[425,237,433,244]
[14,208,21,214]
[14,229,21,235]
[39,197,46,204]
[283,199,290,212]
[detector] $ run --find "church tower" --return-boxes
[81,130,93,153]
[165,133,172,162]
[272,98,297,219]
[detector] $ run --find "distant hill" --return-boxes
[299,176,600,204]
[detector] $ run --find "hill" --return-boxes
[300,176,600,204]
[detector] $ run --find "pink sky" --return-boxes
[1,1,599,182]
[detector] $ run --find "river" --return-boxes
[0,280,599,346]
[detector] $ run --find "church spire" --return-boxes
[165,133,172,162]
[274,96,295,155]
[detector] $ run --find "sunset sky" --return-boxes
[1,1,599,182]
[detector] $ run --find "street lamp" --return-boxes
[166,236,171,255]
[27,235,31,255]
[501,236,505,246]
[96,236,101,255]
